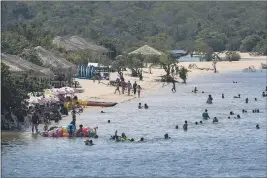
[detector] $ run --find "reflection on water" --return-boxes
[2,71,266,178]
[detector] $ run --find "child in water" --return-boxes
[76,124,84,137]
[138,103,142,109]
[144,103,149,109]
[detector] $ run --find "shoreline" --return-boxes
[1,59,266,135]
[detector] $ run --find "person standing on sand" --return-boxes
[137,85,142,98]
[133,81,137,95]
[127,81,132,96]
[31,112,39,133]
[171,80,176,93]
[121,80,126,94]
[114,82,120,94]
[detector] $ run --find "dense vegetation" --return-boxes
[1,63,49,114]
[1,1,267,57]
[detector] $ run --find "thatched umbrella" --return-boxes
[128,45,163,56]
[1,53,54,78]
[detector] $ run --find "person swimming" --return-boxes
[202,109,210,120]
[230,111,234,115]
[121,132,127,139]
[139,137,144,142]
[237,114,240,119]
[207,95,213,104]
[262,92,266,97]
[234,94,241,98]
[228,116,230,119]
[84,139,94,146]
[183,121,188,131]
[101,111,105,113]
[254,98,257,101]
[212,117,218,123]
[256,124,260,129]
[242,109,247,113]
[108,120,110,123]
[175,125,178,129]
[245,98,249,103]
[164,133,170,139]
[138,103,142,109]
[199,121,203,124]
[222,94,224,99]
[195,122,198,125]
[144,103,149,109]
[193,87,198,93]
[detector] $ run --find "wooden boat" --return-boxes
[261,63,267,69]
[87,101,117,107]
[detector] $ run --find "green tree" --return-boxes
[1,63,50,113]
[179,67,189,83]
[240,35,262,52]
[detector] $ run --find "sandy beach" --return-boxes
[75,58,266,104]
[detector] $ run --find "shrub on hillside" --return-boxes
[225,51,241,61]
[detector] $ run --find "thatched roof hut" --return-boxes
[128,45,163,56]
[21,46,76,81]
[52,36,109,54]
[33,46,75,72]
[1,53,54,78]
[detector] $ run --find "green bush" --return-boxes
[225,51,241,61]
[179,67,189,83]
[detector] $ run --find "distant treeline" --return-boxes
[1,1,267,59]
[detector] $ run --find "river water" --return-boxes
[2,71,267,178]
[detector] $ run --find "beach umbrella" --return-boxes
[28,97,39,104]
[57,88,66,95]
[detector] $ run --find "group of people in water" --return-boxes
[138,103,149,109]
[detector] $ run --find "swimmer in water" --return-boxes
[254,98,257,101]
[164,133,170,139]
[101,111,105,113]
[245,98,248,103]
[84,139,94,146]
[138,103,142,109]
[230,111,234,115]
[222,94,224,99]
[213,117,218,123]
[207,95,213,104]
[144,103,149,109]
[256,124,260,129]
[202,109,210,120]
[108,120,110,123]
[194,87,198,93]
[237,114,240,119]
[195,122,198,125]
[200,121,203,124]
[175,125,178,129]
[121,132,127,139]
[262,92,266,97]
[183,121,188,131]
[139,137,144,142]
[228,116,230,119]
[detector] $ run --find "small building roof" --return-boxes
[129,45,163,56]
[169,50,186,54]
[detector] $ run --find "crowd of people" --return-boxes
[114,73,142,98]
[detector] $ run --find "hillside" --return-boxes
[1,1,267,56]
